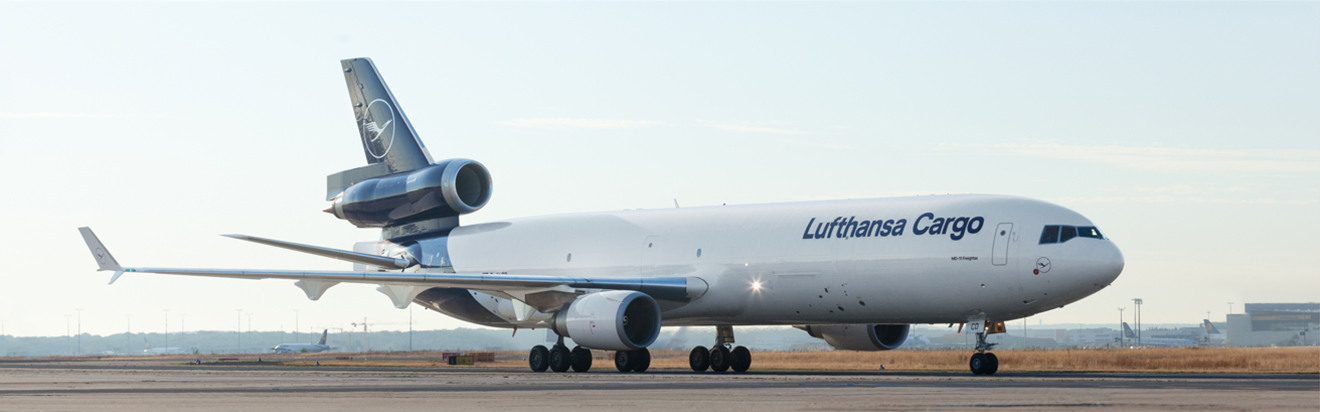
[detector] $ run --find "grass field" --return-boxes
[278,346,1320,374]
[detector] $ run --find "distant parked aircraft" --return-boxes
[143,338,188,355]
[274,330,331,353]
[1122,323,1196,347]
[1202,319,1226,344]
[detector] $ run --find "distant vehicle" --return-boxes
[1202,319,1226,344]
[274,330,330,353]
[1122,323,1196,347]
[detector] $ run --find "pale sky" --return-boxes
[1,2,1316,338]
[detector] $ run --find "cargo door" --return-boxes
[991,223,1014,266]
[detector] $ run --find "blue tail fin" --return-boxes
[341,58,432,174]
[319,329,328,345]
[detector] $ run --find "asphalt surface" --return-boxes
[1,360,1315,411]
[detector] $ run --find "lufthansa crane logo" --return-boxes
[94,247,107,264]
[361,98,396,159]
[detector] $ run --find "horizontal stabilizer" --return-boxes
[224,234,412,269]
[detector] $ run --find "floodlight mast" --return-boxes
[1132,298,1144,345]
[1118,307,1125,346]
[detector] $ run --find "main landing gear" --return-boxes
[969,321,1003,376]
[527,335,650,373]
[689,325,751,373]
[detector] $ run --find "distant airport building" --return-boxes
[1063,328,1119,347]
[1226,303,1319,347]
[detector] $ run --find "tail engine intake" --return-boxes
[327,158,492,228]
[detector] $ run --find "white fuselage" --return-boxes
[442,194,1124,327]
[273,343,329,353]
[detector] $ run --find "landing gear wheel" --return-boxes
[985,352,999,375]
[632,348,651,372]
[689,346,710,372]
[614,350,637,372]
[730,346,751,373]
[528,345,550,372]
[709,345,732,373]
[969,353,987,375]
[571,346,593,373]
[549,345,573,372]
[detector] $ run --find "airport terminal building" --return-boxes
[1226,303,1319,347]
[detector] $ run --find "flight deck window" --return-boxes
[1039,225,1060,244]
[1059,226,1077,243]
[1078,226,1104,239]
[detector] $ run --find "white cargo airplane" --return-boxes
[79,57,1124,376]
[1122,323,1197,347]
[273,330,331,353]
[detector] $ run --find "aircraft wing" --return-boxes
[78,227,702,310]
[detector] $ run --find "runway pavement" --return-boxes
[1,359,1315,411]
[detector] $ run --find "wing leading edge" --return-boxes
[78,228,705,309]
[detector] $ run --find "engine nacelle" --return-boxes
[552,290,662,351]
[327,159,492,228]
[800,324,910,351]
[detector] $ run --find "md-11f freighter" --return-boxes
[81,58,1124,375]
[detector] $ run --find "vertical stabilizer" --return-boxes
[1121,322,1136,339]
[1203,320,1222,334]
[319,329,328,345]
[341,58,433,173]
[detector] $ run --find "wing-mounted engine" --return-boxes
[325,158,492,239]
[552,290,662,351]
[798,324,910,351]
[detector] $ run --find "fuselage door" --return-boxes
[640,235,662,275]
[991,223,1014,266]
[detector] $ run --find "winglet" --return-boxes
[79,227,123,272]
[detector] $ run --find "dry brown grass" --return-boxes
[279,347,1319,374]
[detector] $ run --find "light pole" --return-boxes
[76,309,83,355]
[294,310,300,342]
[179,314,186,352]
[163,309,169,350]
[247,313,253,350]
[65,314,71,355]
[1132,298,1143,345]
[125,315,131,354]
[409,306,414,352]
[1228,302,1234,316]
[236,309,243,353]
[1118,307,1125,346]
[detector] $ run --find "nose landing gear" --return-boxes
[969,320,1004,375]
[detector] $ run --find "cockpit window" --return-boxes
[1059,226,1077,243]
[1078,226,1103,239]
[1039,225,1060,244]
[1040,225,1103,244]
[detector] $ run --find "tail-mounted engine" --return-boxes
[552,290,662,351]
[799,324,910,351]
[325,158,492,232]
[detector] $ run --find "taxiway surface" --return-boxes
[1,359,1315,411]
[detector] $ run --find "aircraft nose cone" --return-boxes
[1090,241,1125,285]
